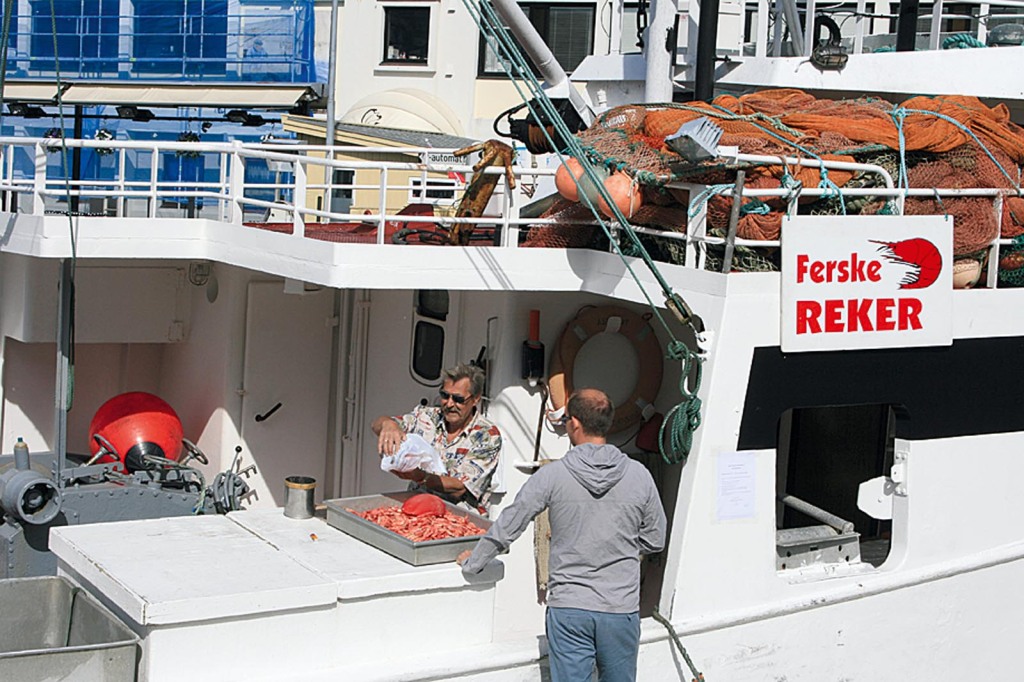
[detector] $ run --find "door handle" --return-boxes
[255,402,282,423]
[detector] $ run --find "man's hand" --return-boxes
[456,550,472,566]
[392,469,425,482]
[377,419,406,456]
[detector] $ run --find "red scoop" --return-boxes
[402,493,446,517]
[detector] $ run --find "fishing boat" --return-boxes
[3,0,1024,680]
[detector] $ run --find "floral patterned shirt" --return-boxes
[396,405,502,511]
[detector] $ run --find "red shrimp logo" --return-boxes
[870,238,942,289]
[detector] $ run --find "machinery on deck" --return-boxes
[0,393,256,579]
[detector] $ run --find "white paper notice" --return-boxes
[716,451,756,521]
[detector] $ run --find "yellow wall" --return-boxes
[291,133,457,217]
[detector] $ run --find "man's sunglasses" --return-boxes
[439,389,470,405]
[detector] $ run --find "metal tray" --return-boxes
[324,491,491,566]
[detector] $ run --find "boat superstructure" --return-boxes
[3,0,1024,678]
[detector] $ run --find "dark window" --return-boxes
[330,169,354,214]
[416,290,449,320]
[478,3,594,77]
[412,321,445,380]
[778,404,894,568]
[134,0,227,76]
[30,0,119,76]
[410,177,457,202]
[383,7,430,64]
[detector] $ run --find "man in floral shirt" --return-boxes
[373,364,502,513]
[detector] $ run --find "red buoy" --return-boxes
[89,392,183,471]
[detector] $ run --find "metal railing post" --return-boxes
[929,0,944,50]
[228,142,245,225]
[33,143,46,215]
[377,168,389,245]
[148,148,158,218]
[293,159,307,237]
[116,148,126,217]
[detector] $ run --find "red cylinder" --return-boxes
[529,309,540,343]
[89,392,183,471]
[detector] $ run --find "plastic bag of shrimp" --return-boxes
[380,433,446,475]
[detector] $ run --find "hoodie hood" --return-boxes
[562,443,630,496]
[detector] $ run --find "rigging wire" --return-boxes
[463,0,705,464]
[45,0,78,412]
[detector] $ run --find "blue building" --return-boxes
[0,0,321,214]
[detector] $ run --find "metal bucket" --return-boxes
[283,476,316,519]
[0,576,139,680]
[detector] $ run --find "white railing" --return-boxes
[1,137,1020,285]
[743,0,1024,58]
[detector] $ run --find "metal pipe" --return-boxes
[53,258,73,490]
[490,0,593,125]
[896,0,921,51]
[722,170,745,272]
[694,0,722,102]
[71,105,83,215]
[780,494,855,534]
[325,0,340,146]
[644,0,676,102]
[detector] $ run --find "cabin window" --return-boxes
[408,177,458,205]
[410,290,449,384]
[382,6,430,64]
[776,404,895,572]
[477,2,595,77]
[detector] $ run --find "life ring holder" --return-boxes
[548,305,663,435]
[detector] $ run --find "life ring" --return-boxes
[548,306,663,434]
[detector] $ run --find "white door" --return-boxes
[240,282,334,507]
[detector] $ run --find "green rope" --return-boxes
[740,198,771,215]
[687,183,734,219]
[465,0,705,464]
[817,168,847,214]
[942,33,985,49]
[652,608,705,681]
[658,341,703,465]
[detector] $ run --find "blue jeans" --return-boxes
[546,607,640,682]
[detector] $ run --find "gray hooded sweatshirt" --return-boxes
[461,442,667,613]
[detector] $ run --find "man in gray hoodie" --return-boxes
[459,388,667,682]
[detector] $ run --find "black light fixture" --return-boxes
[225,109,266,127]
[116,105,155,122]
[8,103,46,118]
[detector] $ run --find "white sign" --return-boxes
[420,151,467,186]
[716,451,756,521]
[421,151,463,167]
[781,215,952,352]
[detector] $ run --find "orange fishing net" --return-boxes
[524,89,1024,263]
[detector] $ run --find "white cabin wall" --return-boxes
[897,431,1024,568]
[663,278,785,618]
[0,256,180,455]
[159,264,249,479]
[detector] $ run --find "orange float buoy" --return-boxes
[555,157,607,204]
[597,172,643,219]
[89,392,184,472]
